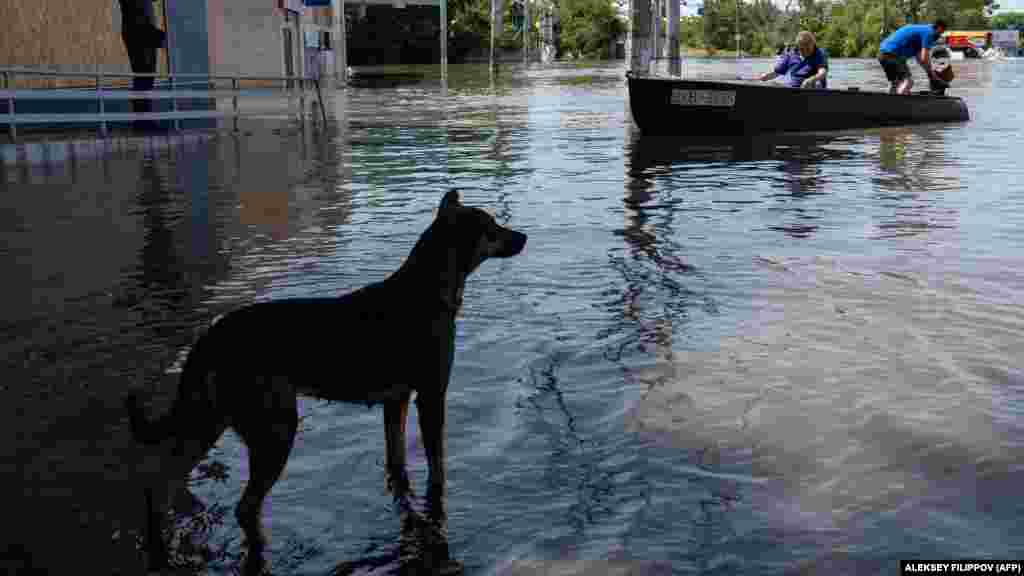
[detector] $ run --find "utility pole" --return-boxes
[735,0,740,60]
[441,0,448,80]
[882,0,888,38]
[524,0,529,64]
[490,0,498,76]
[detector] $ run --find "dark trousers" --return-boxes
[123,33,157,118]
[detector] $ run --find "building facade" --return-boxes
[0,0,346,84]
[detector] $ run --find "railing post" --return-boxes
[4,71,15,142]
[299,77,306,125]
[97,70,108,138]
[232,76,239,133]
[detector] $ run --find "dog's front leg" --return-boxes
[384,393,412,499]
[415,389,453,565]
[415,392,447,514]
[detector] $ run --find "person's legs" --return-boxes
[879,57,912,95]
[879,57,899,93]
[895,60,912,95]
[123,33,157,126]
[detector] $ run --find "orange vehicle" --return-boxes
[943,30,990,50]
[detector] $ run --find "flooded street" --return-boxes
[2,58,1023,574]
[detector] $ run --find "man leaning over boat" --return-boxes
[877,20,948,95]
[753,31,828,89]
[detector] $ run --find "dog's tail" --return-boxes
[124,339,213,446]
[124,394,179,445]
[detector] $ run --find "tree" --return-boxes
[699,0,737,50]
[679,15,705,47]
[992,11,1024,29]
[447,0,493,59]
[557,0,625,58]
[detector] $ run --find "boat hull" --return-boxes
[627,75,970,137]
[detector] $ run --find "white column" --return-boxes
[629,0,652,74]
[490,0,498,74]
[441,0,448,79]
[651,0,660,68]
[337,0,347,82]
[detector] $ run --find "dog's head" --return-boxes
[435,189,527,276]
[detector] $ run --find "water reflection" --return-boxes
[330,507,456,575]
[869,126,963,240]
[624,131,861,240]
[0,125,371,575]
[4,59,1022,575]
[874,126,961,191]
[604,132,713,361]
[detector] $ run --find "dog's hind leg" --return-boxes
[384,392,412,499]
[142,410,228,572]
[232,380,298,564]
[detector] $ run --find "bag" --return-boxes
[930,45,954,83]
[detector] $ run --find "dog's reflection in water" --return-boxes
[158,487,461,576]
[328,499,462,576]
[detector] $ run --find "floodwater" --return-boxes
[2,58,1022,575]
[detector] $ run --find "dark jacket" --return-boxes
[118,0,165,47]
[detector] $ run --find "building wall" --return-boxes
[0,0,180,86]
[208,0,287,77]
[1,0,339,88]
[207,2,341,81]
[0,0,134,86]
[0,0,125,70]
[167,0,210,76]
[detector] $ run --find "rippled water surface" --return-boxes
[2,58,1023,575]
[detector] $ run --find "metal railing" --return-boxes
[1,67,328,142]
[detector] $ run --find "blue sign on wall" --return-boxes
[304,0,331,5]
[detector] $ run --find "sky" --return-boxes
[995,0,1024,13]
[675,0,1024,17]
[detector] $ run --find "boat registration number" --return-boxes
[670,89,736,107]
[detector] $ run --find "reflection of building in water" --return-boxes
[620,132,758,573]
[608,133,709,361]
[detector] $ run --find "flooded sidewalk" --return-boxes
[0,124,349,574]
[629,255,1024,566]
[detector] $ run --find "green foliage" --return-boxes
[685,0,995,57]
[992,11,1024,29]
[558,0,626,58]
[680,15,706,47]
[443,0,1000,62]
[446,0,493,58]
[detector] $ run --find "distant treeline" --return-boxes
[680,0,1007,58]
[370,0,1021,63]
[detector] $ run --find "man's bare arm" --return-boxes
[918,47,936,79]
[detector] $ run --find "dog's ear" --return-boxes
[439,189,461,211]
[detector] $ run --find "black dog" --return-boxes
[125,189,526,571]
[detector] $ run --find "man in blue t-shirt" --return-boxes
[756,31,828,89]
[878,20,947,95]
